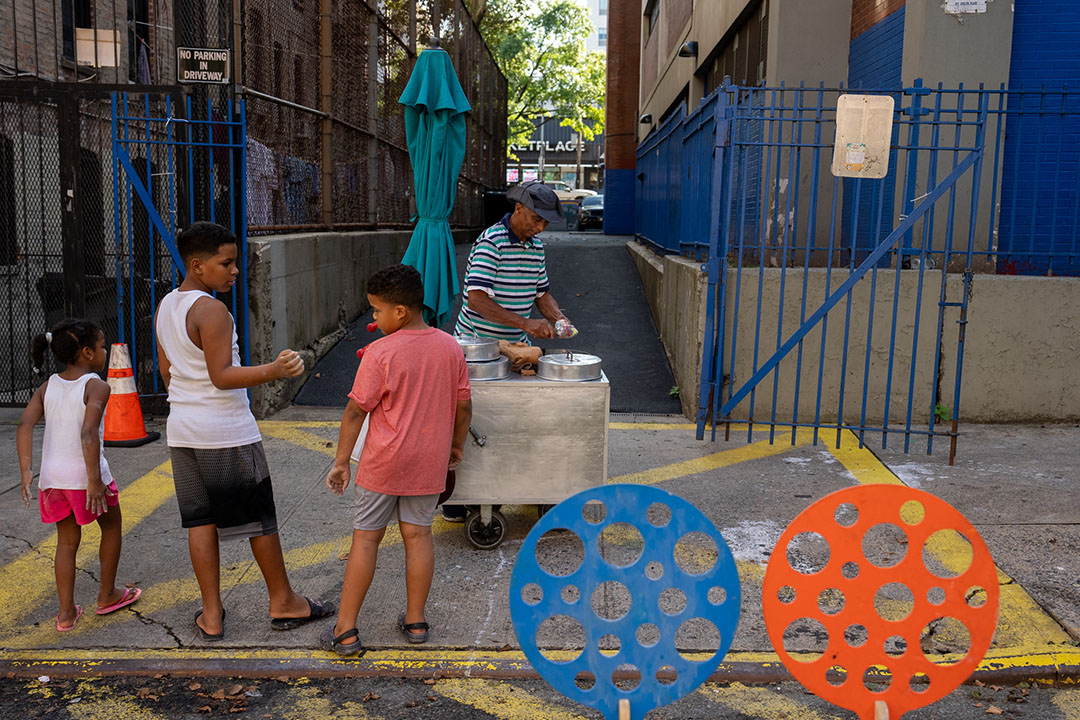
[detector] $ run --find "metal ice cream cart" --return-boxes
[449,337,610,548]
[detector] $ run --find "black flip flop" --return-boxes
[195,608,226,641]
[398,612,429,644]
[320,625,364,657]
[270,597,335,631]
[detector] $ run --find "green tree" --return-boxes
[477,0,606,158]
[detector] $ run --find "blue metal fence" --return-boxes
[635,79,1080,462]
[111,91,248,397]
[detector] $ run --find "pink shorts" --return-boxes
[38,482,120,525]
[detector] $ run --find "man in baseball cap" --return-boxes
[447,180,574,522]
[506,181,564,224]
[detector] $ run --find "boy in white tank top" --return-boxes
[155,222,332,640]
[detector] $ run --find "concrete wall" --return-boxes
[628,242,707,418]
[246,228,477,417]
[629,240,1080,424]
[900,0,1015,272]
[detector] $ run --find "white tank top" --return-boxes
[39,373,113,490]
[155,289,262,449]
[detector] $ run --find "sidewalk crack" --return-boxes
[132,609,184,648]
[1,533,36,552]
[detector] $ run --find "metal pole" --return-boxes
[232,0,244,90]
[367,18,379,224]
[320,0,333,225]
[576,130,583,187]
[432,0,441,45]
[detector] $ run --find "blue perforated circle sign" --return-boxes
[509,484,741,720]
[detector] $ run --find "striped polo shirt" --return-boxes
[454,214,550,343]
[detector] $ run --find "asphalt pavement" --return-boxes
[294,230,682,415]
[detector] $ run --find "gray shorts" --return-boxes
[353,485,439,531]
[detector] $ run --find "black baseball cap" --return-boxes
[507,181,564,223]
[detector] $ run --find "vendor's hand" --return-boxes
[326,463,350,495]
[273,349,305,380]
[85,477,113,516]
[522,318,555,339]
[20,470,33,508]
[448,445,464,471]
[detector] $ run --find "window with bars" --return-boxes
[61,0,92,62]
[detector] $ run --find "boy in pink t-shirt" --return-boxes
[322,265,471,654]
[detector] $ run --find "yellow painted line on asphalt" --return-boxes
[263,420,740,432]
[993,582,1075,649]
[699,681,844,720]
[435,678,588,720]
[68,697,171,720]
[2,513,465,648]
[3,648,1077,680]
[827,430,1074,651]
[259,424,338,457]
[0,460,175,636]
[279,685,378,720]
[609,433,813,486]
[610,422,699,430]
[1053,688,1080,719]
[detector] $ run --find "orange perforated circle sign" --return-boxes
[763,485,999,720]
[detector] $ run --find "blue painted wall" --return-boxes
[843,6,904,264]
[604,168,636,235]
[998,0,1080,276]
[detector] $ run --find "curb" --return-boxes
[2,649,1077,686]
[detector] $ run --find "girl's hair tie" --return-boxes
[45,331,53,343]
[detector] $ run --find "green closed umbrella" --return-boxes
[399,47,472,328]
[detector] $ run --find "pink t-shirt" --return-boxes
[349,328,471,495]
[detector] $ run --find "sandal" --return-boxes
[195,607,226,641]
[320,625,364,657]
[96,587,142,615]
[57,605,83,632]
[270,597,335,631]
[398,612,429,644]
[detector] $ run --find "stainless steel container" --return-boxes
[468,355,510,381]
[456,335,500,362]
[537,350,603,382]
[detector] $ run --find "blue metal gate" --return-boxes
[634,79,1080,463]
[111,91,248,397]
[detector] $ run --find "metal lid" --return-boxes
[537,350,602,382]
[456,334,500,362]
[468,354,510,381]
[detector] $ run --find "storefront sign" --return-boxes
[507,168,520,183]
[511,140,589,153]
[523,168,539,182]
[177,47,231,84]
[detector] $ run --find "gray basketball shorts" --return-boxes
[353,484,439,531]
[170,442,279,541]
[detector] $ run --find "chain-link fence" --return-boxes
[242,0,507,233]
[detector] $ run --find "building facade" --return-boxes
[584,0,610,53]
[508,116,604,191]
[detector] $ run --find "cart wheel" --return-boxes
[465,509,507,549]
[536,504,554,519]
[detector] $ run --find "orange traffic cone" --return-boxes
[103,343,161,447]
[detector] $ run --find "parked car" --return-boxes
[576,194,604,230]
[545,180,598,203]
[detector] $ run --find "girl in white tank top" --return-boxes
[16,319,142,632]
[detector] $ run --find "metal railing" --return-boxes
[636,80,1080,278]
